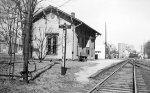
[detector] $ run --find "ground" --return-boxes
[0,59,122,93]
[138,59,150,91]
[1,59,150,93]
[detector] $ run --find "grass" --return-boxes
[0,60,97,93]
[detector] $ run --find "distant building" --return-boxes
[118,43,135,58]
[32,5,101,60]
[118,43,127,58]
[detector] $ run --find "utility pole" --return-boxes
[105,22,107,59]
[59,23,71,75]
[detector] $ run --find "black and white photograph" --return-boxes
[0,0,150,92]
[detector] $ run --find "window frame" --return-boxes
[46,33,59,55]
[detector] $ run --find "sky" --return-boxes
[41,0,150,52]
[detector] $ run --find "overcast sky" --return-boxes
[42,0,150,52]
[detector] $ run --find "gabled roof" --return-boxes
[33,5,101,35]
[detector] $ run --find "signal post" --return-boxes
[59,23,71,75]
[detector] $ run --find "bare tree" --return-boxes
[33,26,48,63]
[0,0,21,59]
[32,19,62,63]
[144,41,150,59]
[10,0,54,83]
[8,0,38,83]
[8,0,73,83]
[0,0,22,80]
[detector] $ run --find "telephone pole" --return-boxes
[105,22,107,59]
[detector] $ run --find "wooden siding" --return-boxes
[33,13,96,60]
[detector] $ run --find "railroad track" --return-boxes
[135,66,149,93]
[135,62,150,69]
[88,59,149,93]
[90,60,127,79]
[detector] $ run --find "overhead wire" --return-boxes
[57,0,72,8]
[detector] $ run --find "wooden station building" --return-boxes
[32,5,101,61]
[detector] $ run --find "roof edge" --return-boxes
[33,5,101,35]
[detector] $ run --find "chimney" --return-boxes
[71,12,75,17]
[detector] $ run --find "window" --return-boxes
[46,34,58,55]
[87,49,90,55]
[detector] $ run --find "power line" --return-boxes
[38,0,73,9]
[57,0,72,8]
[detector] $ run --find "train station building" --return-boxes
[32,5,101,60]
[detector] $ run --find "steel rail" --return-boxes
[133,60,137,93]
[134,62,150,71]
[90,59,128,78]
[87,60,129,93]
[135,62,150,67]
